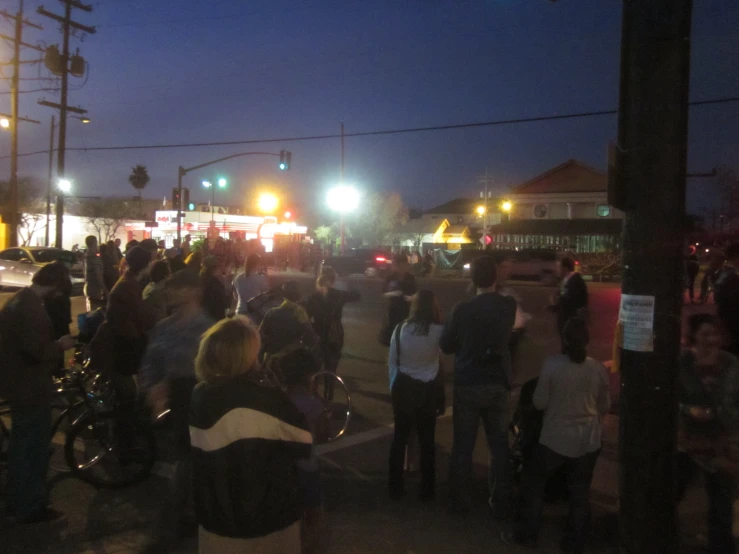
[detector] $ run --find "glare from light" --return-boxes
[327,185,360,213]
[706,249,710,253]
[202,180,212,188]
[476,205,486,216]
[258,193,278,213]
[501,201,513,212]
[284,211,292,219]
[218,178,227,188]
[58,178,72,193]
[279,162,287,171]
[0,118,9,129]
[80,117,91,124]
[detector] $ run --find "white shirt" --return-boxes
[533,354,610,458]
[233,272,269,315]
[388,322,443,389]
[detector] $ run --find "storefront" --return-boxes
[141,211,308,252]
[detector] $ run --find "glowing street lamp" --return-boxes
[0,118,9,129]
[501,200,513,213]
[203,177,227,221]
[57,178,72,193]
[476,205,486,216]
[327,185,359,254]
[258,192,279,213]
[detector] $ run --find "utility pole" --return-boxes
[45,115,55,246]
[340,122,345,254]
[611,1,693,552]
[0,1,42,247]
[37,0,95,248]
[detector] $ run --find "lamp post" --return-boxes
[327,185,359,254]
[258,192,279,214]
[202,177,227,222]
[501,200,512,222]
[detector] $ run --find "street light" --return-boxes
[258,193,278,213]
[202,177,227,222]
[327,185,360,254]
[476,205,486,216]
[58,178,72,193]
[0,118,9,129]
[501,200,512,212]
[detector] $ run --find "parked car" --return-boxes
[321,248,393,278]
[0,246,85,289]
[462,249,566,285]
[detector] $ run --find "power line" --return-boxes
[2,95,739,160]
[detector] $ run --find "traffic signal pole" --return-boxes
[615,1,693,552]
[175,150,290,243]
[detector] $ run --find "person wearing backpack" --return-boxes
[387,289,446,502]
[306,267,360,401]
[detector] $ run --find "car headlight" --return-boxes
[463,263,470,270]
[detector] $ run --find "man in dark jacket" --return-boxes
[0,263,76,523]
[715,244,739,356]
[551,257,588,353]
[441,255,517,517]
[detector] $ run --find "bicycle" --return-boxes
[0,345,157,489]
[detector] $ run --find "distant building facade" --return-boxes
[488,159,623,253]
[421,198,502,228]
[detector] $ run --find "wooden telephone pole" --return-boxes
[37,0,95,248]
[612,1,693,552]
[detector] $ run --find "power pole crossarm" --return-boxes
[0,34,44,52]
[36,7,95,33]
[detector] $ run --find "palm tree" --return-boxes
[128,164,150,198]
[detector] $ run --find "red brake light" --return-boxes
[575,260,580,265]
[376,256,386,263]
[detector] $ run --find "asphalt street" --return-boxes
[0,275,631,553]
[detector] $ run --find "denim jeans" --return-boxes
[388,373,437,496]
[448,383,511,508]
[518,444,600,552]
[6,404,52,519]
[677,452,736,554]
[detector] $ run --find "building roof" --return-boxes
[488,218,622,235]
[512,159,607,195]
[444,225,470,236]
[424,198,479,215]
[397,218,446,235]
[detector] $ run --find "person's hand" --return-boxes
[687,406,714,422]
[58,335,76,351]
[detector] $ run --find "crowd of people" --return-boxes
[1,236,738,554]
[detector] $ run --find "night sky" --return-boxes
[1,0,738,219]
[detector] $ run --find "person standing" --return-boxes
[100,243,120,292]
[380,254,418,346]
[190,317,312,554]
[305,267,360,400]
[200,256,229,321]
[502,317,609,552]
[103,246,156,395]
[550,257,588,353]
[677,314,739,554]
[388,289,445,502]
[113,238,123,262]
[714,244,739,356]
[83,235,109,312]
[232,254,269,321]
[440,255,516,517]
[140,270,215,551]
[0,264,76,523]
[260,281,319,363]
[142,260,171,324]
[686,254,700,304]
[181,234,192,259]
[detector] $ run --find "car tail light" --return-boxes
[376,256,386,263]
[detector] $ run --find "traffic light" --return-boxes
[279,150,291,171]
[172,188,181,210]
[183,187,190,209]
[188,202,195,211]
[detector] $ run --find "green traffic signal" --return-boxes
[188,202,195,210]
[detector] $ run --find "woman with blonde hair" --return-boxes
[190,317,312,554]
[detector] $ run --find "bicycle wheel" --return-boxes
[311,371,352,442]
[65,411,156,489]
[49,396,89,473]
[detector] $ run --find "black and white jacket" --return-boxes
[189,374,312,539]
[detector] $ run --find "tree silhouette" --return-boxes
[128,164,150,198]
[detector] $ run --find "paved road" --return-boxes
[1,276,631,553]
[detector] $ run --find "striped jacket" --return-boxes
[189,374,312,539]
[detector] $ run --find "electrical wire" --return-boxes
[1,95,738,160]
